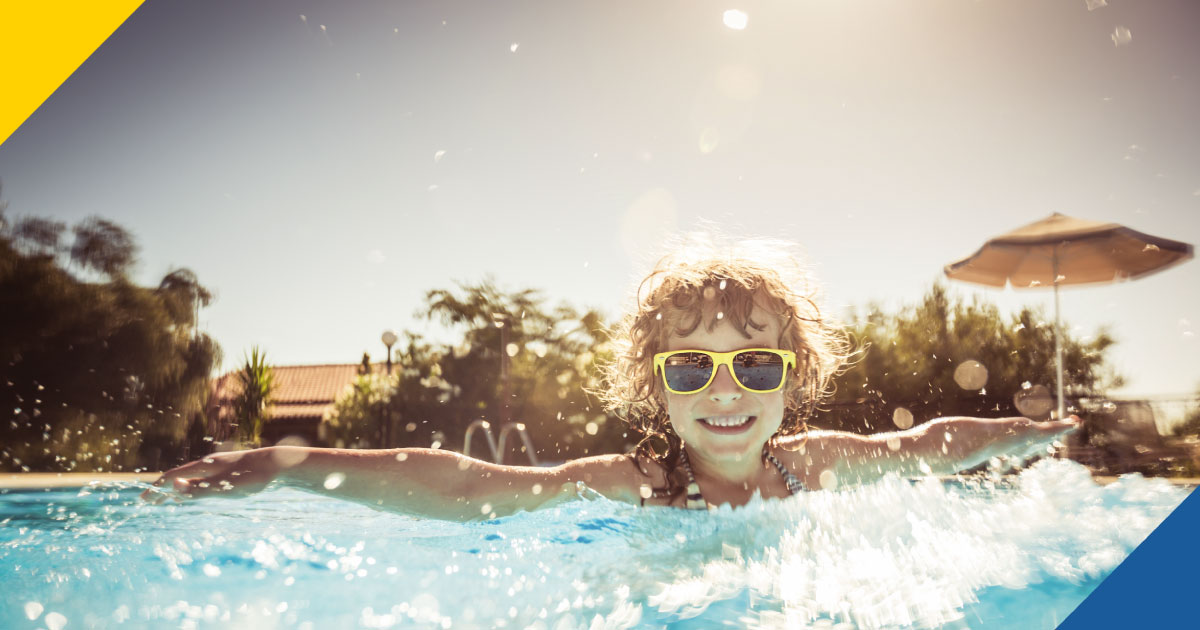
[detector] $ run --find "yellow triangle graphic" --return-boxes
[0,1,145,148]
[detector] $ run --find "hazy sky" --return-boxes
[1,0,1197,398]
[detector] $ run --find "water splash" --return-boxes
[0,460,1185,629]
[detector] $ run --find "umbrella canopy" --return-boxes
[945,213,1192,289]
[945,212,1193,419]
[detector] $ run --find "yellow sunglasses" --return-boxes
[653,348,796,394]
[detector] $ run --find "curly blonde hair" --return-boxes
[597,231,853,502]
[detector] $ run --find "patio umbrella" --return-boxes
[944,212,1193,419]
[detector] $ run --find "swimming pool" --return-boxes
[0,459,1185,629]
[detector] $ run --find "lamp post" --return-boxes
[491,313,511,426]
[381,329,398,447]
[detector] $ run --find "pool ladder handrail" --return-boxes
[463,419,540,466]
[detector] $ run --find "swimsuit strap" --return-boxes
[764,450,807,495]
[677,448,708,510]
[677,446,806,511]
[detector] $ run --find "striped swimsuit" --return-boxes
[678,447,806,510]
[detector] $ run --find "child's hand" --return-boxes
[139,448,280,504]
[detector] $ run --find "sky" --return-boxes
[1,0,1197,400]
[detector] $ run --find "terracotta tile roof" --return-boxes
[269,403,336,420]
[272,364,370,404]
[208,363,386,434]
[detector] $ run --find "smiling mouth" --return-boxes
[698,415,756,434]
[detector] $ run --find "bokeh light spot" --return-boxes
[818,469,838,490]
[722,10,748,30]
[324,472,346,490]
[953,360,989,390]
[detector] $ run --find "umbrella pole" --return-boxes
[1053,252,1065,420]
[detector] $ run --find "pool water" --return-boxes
[0,459,1185,629]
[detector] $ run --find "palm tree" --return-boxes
[233,346,275,446]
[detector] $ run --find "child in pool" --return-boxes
[143,234,1077,519]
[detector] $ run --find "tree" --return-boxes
[815,283,1124,433]
[415,279,620,462]
[69,216,137,278]
[0,196,221,472]
[326,373,393,448]
[1170,383,1200,437]
[327,279,622,462]
[231,347,275,446]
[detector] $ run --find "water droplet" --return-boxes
[1143,243,1159,252]
[885,437,901,451]
[639,484,653,499]
[299,14,306,23]
[510,42,519,52]
[531,483,543,495]
[506,343,520,357]
[698,127,720,153]
[434,150,446,163]
[319,24,327,32]
[24,602,43,620]
[892,407,914,430]
[324,472,346,490]
[1112,26,1131,46]
[1013,385,1054,417]
[395,452,408,461]
[584,422,599,435]
[1085,0,1107,10]
[480,503,492,514]
[203,563,221,577]
[722,9,748,30]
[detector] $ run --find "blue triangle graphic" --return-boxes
[1057,486,1198,629]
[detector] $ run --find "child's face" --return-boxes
[661,307,787,465]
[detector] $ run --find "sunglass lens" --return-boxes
[732,351,786,391]
[663,352,714,393]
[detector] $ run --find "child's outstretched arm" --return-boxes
[140,447,641,520]
[797,416,1079,487]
